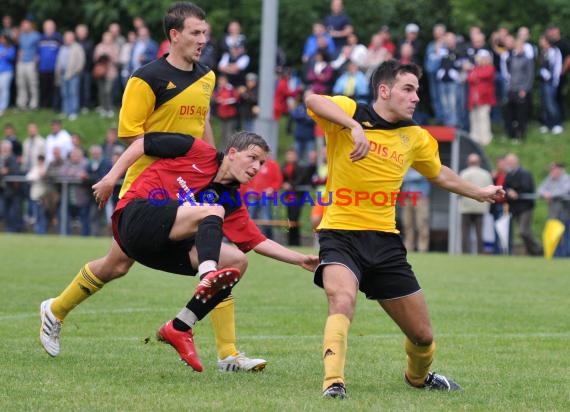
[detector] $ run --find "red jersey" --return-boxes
[116,133,266,252]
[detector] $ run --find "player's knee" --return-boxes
[409,327,433,346]
[206,204,225,219]
[326,290,356,317]
[227,251,248,273]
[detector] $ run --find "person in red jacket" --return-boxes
[467,49,496,146]
[213,74,240,145]
[241,156,283,239]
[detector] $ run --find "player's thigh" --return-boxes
[379,291,433,345]
[169,203,225,241]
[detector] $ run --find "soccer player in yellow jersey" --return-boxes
[306,60,505,398]
[39,2,267,372]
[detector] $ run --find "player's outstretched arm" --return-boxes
[92,135,144,208]
[253,239,319,272]
[429,165,505,203]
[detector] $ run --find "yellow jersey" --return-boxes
[118,56,215,197]
[308,95,442,232]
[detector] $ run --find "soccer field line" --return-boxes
[23,332,570,342]
[3,309,569,339]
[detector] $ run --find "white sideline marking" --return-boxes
[6,309,570,340]
[1,307,154,320]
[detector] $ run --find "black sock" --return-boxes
[186,288,231,321]
[196,215,224,263]
[172,318,191,332]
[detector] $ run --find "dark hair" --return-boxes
[163,2,206,42]
[370,59,422,101]
[224,131,270,155]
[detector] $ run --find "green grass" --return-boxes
[1,234,569,411]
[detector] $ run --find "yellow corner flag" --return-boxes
[542,219,565,259]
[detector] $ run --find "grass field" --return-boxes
[0,234,569,411]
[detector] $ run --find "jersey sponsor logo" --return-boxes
[166,81,177,90]
[369,140,404,166]
[179,105,209,116]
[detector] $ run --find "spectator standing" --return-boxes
[21,122,46,173]
[129,26,158,74]
[3,122,22,158]
[273,66,302,121]
[55,31,85,121]
[75,23,94,112]
[281,148,312,246]
[38,19,62,110]
[332,60,369,103]
[503,38,534,141]
[545,25,570,121]
[45,119,72,165]
[289,89,317,162]
[538,34,563,135]
[363,31,392,81]
[0,139,24,232]
[1,15,15,40]
[238,72,259,132]
[537,163,570,257]
[398,23,422,63]
[401,168,431,253]
[118,30,136,90]
[504,153,543,256]
[302,22,336,66]
[15,17,41,111]
[100,127,122,161]
[219,20,246,56]
[93,31,120,118]
[459,153,493,254]
[86,144,112,235]
[490,155,508,254]
[306,51,334,95]
[241,155,283,240]
[437,32,464,127]
[467,49,496,146]
[0,33,16,116]
[424,24,447,124]
[217,42,250,87]
[331,33,368,74]
[323,0,353,53]
[213,74,239,145]
[199,22,217,69]
[58,146,90,236]
[25,154,49,234]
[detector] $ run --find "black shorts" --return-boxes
[314,229,421,300]
[113,199,197,276]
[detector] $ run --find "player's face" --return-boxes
[170,16,208,64]
[229,145,267,184]
[384,72,419,122]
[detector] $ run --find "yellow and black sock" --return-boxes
[210,296,238,359]
[322,313,350,391]
[51,264,104,321]
[404,337,435,387]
